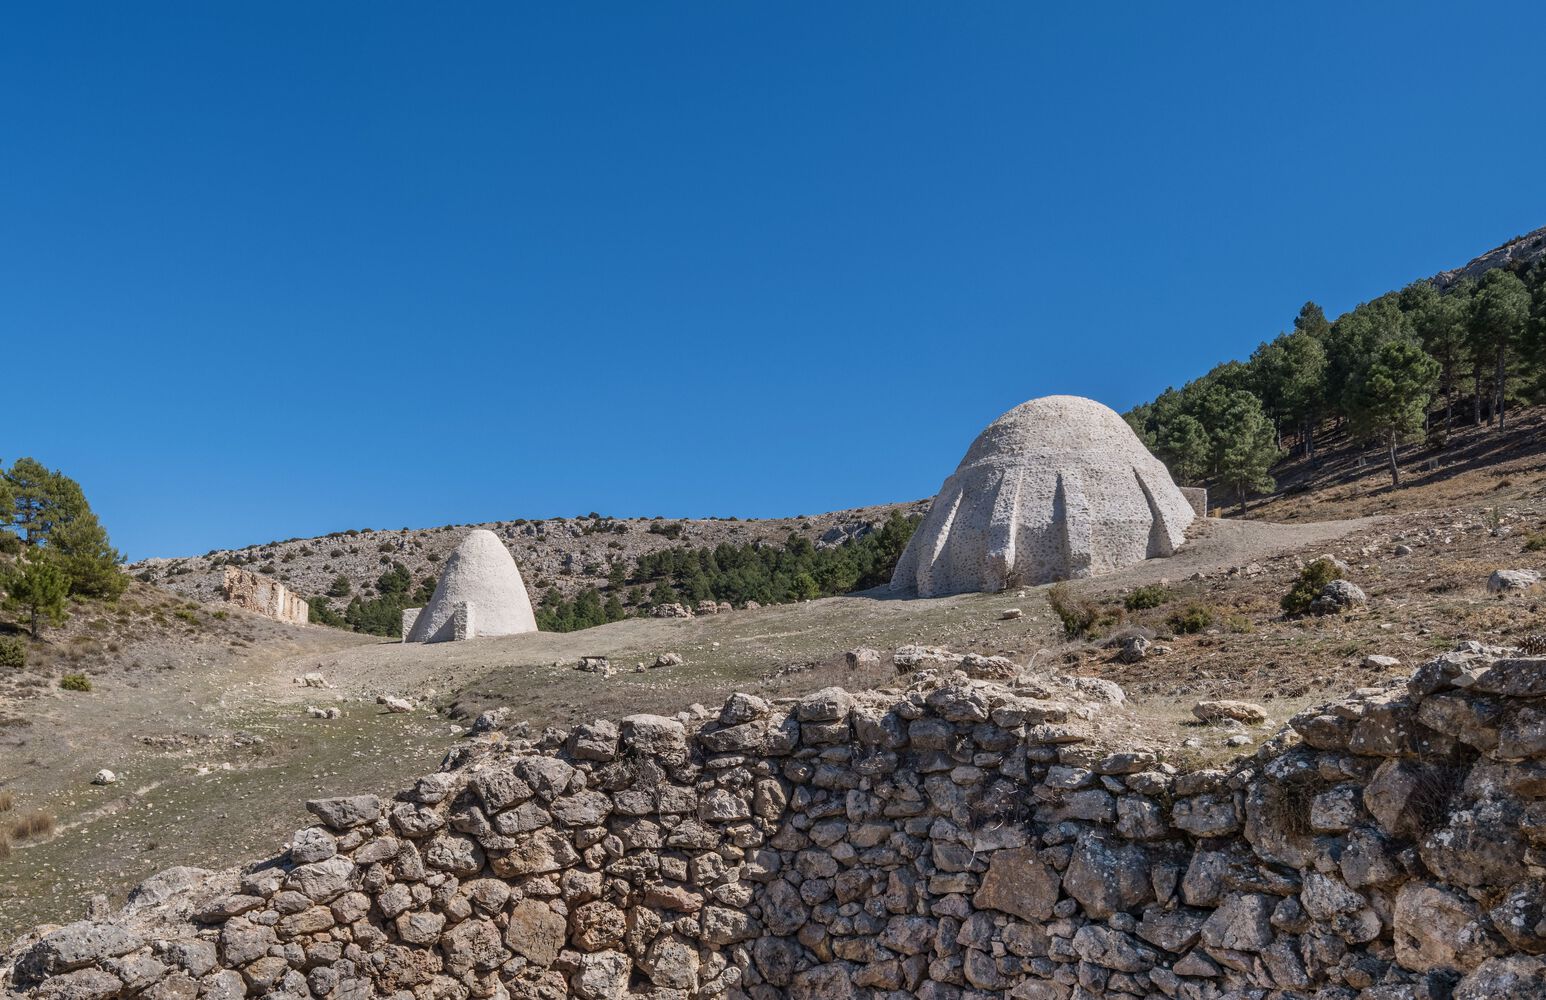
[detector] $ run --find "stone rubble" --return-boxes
[6,649,1546,1000]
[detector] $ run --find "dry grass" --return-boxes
[8,809,57,842]
[1408,761,1469,835]
[1260,776,1321,838]
[0,791,13,813]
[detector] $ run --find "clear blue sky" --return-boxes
[5,5,1543,560]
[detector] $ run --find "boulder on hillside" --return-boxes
[1488,569,1541,594]
[1310,579,1366,615]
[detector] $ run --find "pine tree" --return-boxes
[1293,301,1331,341]
[1469,269,1531,432]
[50,508,127,600]
[1157,414,1210,485]
[1348,338,1440,487]
[0,462,12,535]
[4,549,71,637]
[1402,280,1470,430]
[1213,391,1278,514]
[5,458,85,544]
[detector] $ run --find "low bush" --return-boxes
[1168,603,1215,634]
[0,637,25,670]
[1123,584,1169,611]
[1524,532,1546,553]
[1281,558,1344,615]
[58,673,92,692]
[1048,583,1100,639]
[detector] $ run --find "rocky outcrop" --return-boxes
[1432,224,1546,289]
[221,568,308,626]
[6,649,1546,1000]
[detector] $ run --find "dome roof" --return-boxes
[406,529,537,642]
[891,395,1194,596]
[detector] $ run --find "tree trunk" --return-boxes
[29,606,41,639]
[1237,482,1247,516]
[1473,360,1484,425]
[1444,373,1453,429]
[1306,420,1316,468]
[1495,345,1507,434]
[1386,429,1400,488]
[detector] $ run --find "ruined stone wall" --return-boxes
[222,567,309,626]
[6,649,1546,1000]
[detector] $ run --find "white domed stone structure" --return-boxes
[891,395,1195,597]
[403,529,538,643]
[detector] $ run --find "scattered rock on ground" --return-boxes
[892,644,965,674]
[1310,579,1367,615]
[1117,635,1150,664]
[844,647,881,671]
[1192,699,1269,725]
[1488,569,1541,593]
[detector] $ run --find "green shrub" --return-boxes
[1048,583,1100,639]
[0,638,25,669]
[59,673,92,692]
[1281,558,1344,615]
[1524,532,1546,553]
[1124,584,1169,611]
[1168,603,1215,634]
[308,597,347,629]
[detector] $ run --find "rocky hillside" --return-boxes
[1432,223,1546,288]
[132,502,928,614]
[6,647,1546,999]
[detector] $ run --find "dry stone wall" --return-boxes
[7,648,1546,1000]
[222,568,308,626]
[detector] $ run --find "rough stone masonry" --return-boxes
[222,568,308,627]
[891,396,1197,598]
[5,646,1546,1000]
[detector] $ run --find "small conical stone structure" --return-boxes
[891,395,1194,597]
[404,529,538,642]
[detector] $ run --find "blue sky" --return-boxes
[4,4,1543,560]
